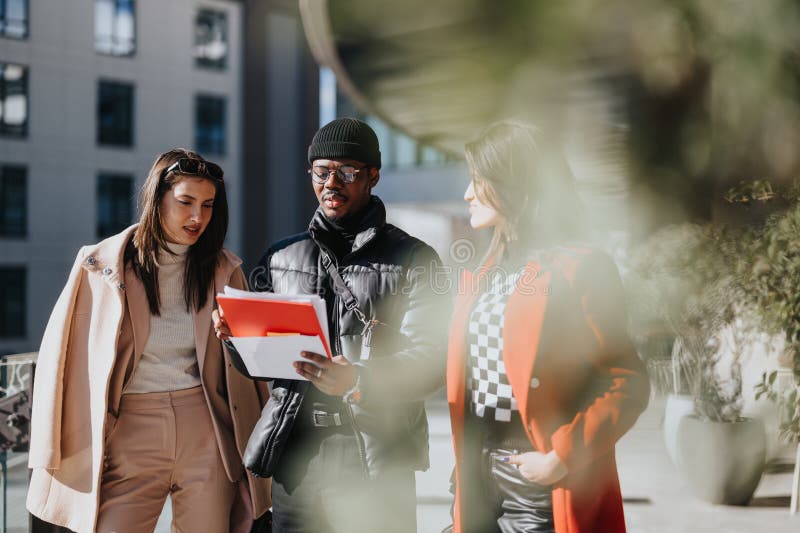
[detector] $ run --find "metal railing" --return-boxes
[0,352,35,533]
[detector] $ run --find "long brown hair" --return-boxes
[464,120,584,266]
[125,148,229,315]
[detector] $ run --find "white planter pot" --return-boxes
[663,393,695,466]
[676,416,766,505]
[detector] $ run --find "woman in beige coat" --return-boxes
[26,149,270,532]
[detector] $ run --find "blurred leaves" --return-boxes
[755,370,800,442]
[744,204,800,373]
[625,220,754,422]
[323,0,800,225]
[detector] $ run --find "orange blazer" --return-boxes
[446,248,650,533]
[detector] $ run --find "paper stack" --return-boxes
[216,286,331,380]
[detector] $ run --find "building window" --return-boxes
[0,165,25,238]
[97,80,134,147]
[0,62,27,138]
[95,0,135,56]
[97,173,132,238]
[0,0,28,39]
[195,9,227,70]
[0,267,25,338]
[195,95,226,155]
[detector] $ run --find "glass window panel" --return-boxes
[113,0,135,56]
[0,267,25,338]
[420,145,446,166]
[95,0,115,54]
[4,94,26,126]
[97,80,134,146]
[95,0,135,56]
[97,173,133,238]
[395,133,417,168]
[1,0,28,39]
[0,62,28,138]
[319,67,337,127]
[365,116,393,167]
[195,95,226,155]
[195,10,228,70]
[0,165,26,237]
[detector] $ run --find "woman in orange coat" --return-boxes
[447,121,650,533]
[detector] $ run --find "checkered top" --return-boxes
[467,269,522,422]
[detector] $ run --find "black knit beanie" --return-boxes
[307,117,382,169]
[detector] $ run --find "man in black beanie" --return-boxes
[215,117,448,532]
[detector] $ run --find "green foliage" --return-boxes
[724,179,777,204]
[626,222,753,422]
[755,370,800,442]
[627,194,800,431]
[626,223,750,338]
[744,205,800,376]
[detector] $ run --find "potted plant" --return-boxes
[673,324,767,506]
[626,221,769,505]
[625,225,703,464]
[746,203,800,514]
[755,370,800,514]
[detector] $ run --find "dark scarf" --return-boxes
[309,196,386,261]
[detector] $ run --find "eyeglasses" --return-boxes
[162,158,224,181]
[308,164,364,184]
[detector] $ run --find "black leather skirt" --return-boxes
[458,411,555,533]
[480,441,555,533]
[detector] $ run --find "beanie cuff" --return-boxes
[308,141,382,169]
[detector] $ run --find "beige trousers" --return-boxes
[96,386,237,533]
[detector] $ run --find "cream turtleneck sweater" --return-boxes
[125,242,202,394]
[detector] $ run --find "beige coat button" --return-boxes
[530,377,540,389]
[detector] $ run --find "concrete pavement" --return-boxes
[3,393,798,532]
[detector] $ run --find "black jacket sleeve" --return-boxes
[356,243,450,403]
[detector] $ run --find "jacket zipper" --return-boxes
[346,402,369,479]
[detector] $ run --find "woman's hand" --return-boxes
[211,308,232,341]
[505,450,568,485]
[294,351,357,396]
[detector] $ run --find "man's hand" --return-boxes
[504,450,568,485]
[211,308,232,341]
[294,351,357,396]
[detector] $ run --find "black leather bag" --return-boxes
[243,380,305,477]
[242,405,278,477]
[251,510,272,533]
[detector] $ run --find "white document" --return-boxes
[221,286,330,380]
[221,286,330,344]
[228,335,324,381]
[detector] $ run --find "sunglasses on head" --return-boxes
[162,158,224,181]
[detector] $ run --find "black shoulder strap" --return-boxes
[320,251,361,314]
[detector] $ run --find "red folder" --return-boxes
[216,296,332,358]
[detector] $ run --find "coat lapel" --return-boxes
[446,265,492,463]
[124,263,151,372]
[193,286,214,374]
[446,270,477,408]
[502,262,551,449]
[198,250,243,374]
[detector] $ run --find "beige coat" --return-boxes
[26,225,270,532]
